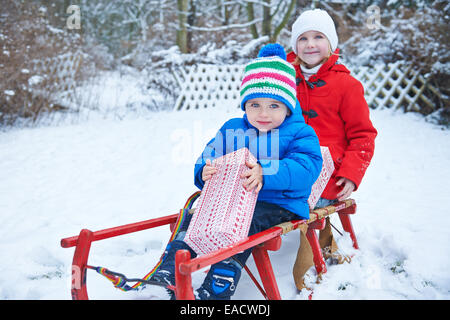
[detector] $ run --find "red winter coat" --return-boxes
[287,50,377,200]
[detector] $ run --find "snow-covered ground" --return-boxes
[1,101,449,300]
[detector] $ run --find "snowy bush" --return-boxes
[0,2,97,126]
[141,37,270,111]
[320,0,449,122]
[1,1,448,127]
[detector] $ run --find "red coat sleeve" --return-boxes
[336,79,377,190]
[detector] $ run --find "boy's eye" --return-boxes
[250,103,259,108]
[298,37,307,41]
[270,104,280,109]
[315,35,324,39]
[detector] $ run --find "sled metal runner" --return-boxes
[61,192,358,300]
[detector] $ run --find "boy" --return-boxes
[152,43,323,300]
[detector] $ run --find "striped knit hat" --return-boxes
[240,43,297,113]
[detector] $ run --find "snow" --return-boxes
[54,69,166,119]
[1,101,450,300]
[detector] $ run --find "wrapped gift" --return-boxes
[308,146,335,209]
[185,148,258,255]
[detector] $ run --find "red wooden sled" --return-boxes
[60,192,358,300]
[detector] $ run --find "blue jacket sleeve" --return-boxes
[194,137,214,190]
[194,118,247,189]
[194,126,227,190]
[261,125,323,193]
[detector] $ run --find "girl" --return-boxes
[287,9,378,205]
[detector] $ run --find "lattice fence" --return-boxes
[30,50,84,102]
[1,50,85,124]
[174,62,442,113]
[174,64,243,110]
[349,61,441,113]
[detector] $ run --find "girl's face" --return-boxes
[296,30,331,68]
[245,98,288,132]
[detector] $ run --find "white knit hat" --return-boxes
[290,9,338,54]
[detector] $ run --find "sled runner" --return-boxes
[60,191,358,300]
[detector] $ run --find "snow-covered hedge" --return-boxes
[1,1,448,127]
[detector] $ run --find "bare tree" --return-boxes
[176,0,189,53]
[245,0,296,42]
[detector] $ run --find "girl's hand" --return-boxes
[241,161,263,193]
[336,177,356,201]
[202,159,218,182]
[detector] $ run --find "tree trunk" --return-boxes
[186,0,196,52]
[246,2,259,39]
[176,0,189,53]
[262,0,272,38]
[271,0,296,42]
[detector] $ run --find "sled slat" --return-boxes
[61,214,179,248]
[179,221,305,275]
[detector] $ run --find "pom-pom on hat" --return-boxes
[240,43,297,113]
[290,9,338,54]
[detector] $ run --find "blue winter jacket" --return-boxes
[194,107,322,220]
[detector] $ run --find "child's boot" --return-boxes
[151,240,197,290]
[195,258,242,300]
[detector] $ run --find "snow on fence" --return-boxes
[173,64,243,110]
[30,50,84,102]
[174,62,442,112]
[2,51,84,122]
[350,61,441,112]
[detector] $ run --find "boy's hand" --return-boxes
[336,177,355,201]
[241,161,263,193]
[202,159,218,182]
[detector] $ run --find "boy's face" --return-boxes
[245,98,289,132]
[296,30,331,68]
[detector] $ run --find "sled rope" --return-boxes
[86,265,176,292]
[87,192,201,292]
